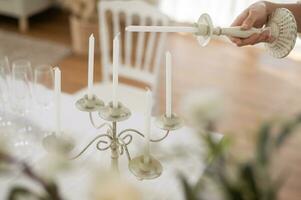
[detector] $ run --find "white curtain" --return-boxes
[159,0,298,26]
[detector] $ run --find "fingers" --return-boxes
[231,11,248,27]
[230,10,250,45]
[236,33,260,46]
[235,30,272,47]
[230,37,243,46]
[231,9,258,30]
[241,11,257,30]
[230,2,270,46]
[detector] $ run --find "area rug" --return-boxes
[0,29,71,66]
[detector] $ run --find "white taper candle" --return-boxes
[126,25,200,33]
[143,89,152,164]
[88,34,95,99]
[112,33,120,108]
[54,67,61,136]
[166,51,172,118]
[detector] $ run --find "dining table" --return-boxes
[0,92,222,200]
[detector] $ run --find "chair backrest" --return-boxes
[98,1,169,92]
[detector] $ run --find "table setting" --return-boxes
[0,92,211,200]
[0,7,298,199]
[0,34,222,199]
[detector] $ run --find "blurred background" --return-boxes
[0,0,301,199]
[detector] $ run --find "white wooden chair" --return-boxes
[75,1,169,113]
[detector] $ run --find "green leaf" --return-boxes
[45,182,61,200]
[203,133,230,165]
[256,123,271,166]
[8,186,43,200]
[276,114,301,148]
[218,173,244,200]
[179,175,200,200]
[240,162,258,199]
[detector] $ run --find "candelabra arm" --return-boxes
[150,130,170,143]
[118,129,170,143]
[124,145,131,161]
[89,112,112,130]
[118,129,145,138]
[70,134,113,160]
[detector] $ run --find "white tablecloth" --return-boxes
[0,93,222,200]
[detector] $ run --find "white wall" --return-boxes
[159,0,298,25]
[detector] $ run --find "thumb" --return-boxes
[241,11,256,30]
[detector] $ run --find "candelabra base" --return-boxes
[129,155,162,180]
[155,114,183,131]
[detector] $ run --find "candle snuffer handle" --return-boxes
[214,26,270,38]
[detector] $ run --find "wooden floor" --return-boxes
[1,8,301,200]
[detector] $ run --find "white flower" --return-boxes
[36,153,71,182]
[91,171,141,200]
[36,134,75,182]
[181,89,223,130]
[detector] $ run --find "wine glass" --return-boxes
[0,55,11,128]
[33,65,54,109]
[10,59,36,160]
[11,60,33,116]
[33,65,54,134]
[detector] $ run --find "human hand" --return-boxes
[230,1,274,47]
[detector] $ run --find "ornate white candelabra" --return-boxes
[43,32,181,180]
[68,94,183,180]
[126,8,298,58]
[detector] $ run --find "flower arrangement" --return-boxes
[180,89,301,200]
